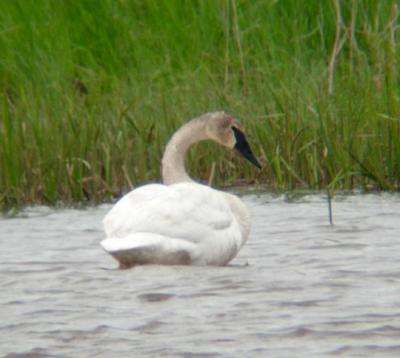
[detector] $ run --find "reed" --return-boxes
[0,0,399,209]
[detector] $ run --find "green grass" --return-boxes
[0,0,399,209]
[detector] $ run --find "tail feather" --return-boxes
[101,233,198,268]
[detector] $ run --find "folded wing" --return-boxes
[103,182,238,245]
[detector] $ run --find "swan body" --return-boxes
[101,111,260,268]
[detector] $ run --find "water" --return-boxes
[1,193,400,357]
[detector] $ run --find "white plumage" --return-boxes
[101,111,260,268]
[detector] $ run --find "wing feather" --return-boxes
[103,183,235,244]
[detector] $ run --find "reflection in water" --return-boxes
[1,193,400,357]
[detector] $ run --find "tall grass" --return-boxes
[0,0,399,209]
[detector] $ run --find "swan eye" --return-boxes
[231,126,246,146]
[231,126,262,169]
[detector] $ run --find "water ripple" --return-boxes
[1,194,400,357]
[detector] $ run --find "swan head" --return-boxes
[205,112,262,169]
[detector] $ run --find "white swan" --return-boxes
[101,111,261,268]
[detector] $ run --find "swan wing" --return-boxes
[103,182,236,244]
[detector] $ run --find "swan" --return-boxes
[101,111,261,268]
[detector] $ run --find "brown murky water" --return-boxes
[1,193,400,357]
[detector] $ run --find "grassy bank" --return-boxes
[0,0,399,209]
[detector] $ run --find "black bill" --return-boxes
[232,127,262,169]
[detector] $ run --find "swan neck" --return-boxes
[162,118,208,185]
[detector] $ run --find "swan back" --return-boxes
[102,182,248,266]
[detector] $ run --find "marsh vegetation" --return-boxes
[0,0,399,209]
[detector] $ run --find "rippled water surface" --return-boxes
[1,193,400,357]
